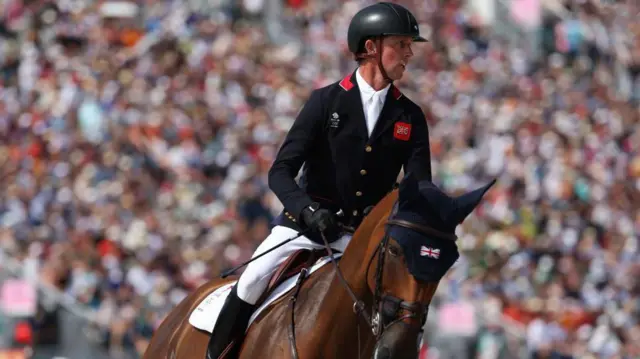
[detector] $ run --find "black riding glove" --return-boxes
[301,205,338,235]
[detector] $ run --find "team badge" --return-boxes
[394,122,411,141]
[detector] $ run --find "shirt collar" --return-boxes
[355,67,390,104]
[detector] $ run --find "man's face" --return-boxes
[380,35,415,80]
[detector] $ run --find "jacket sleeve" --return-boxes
[268,89,325,221]
[403,110,432,181]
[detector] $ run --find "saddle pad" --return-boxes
[188,253,343,333]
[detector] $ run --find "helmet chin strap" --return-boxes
[374,38,393,84]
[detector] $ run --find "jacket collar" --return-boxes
[338,69,405,142]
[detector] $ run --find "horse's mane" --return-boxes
[341,189,399,260]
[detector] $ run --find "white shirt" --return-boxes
[355,68,390,137]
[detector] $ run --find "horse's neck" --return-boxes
[340,190,397,282]
[306,191,397,353]
[320,190,397,310]
[300,191,397,356]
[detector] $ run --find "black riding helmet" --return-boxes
[347,2,427,55]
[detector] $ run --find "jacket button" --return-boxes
[360,169,367,175]
[352,210,358,216]
[365,146,372,152]
[356,191,362,197]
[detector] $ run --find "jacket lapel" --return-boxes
[369,84,404,143]
[338,71,369,140]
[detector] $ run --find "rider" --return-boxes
[206,2,432,358]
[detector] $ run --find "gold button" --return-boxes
[352,210,359,216]
[360,169,367,175]
[356,191,362,197]
[365,146,372,152]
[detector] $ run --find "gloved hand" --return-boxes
[301,205,338,234]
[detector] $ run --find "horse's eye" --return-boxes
[388,245,401,257]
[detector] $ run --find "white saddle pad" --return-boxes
[189,253,343,333]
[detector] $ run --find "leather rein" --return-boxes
[316,202,457,357]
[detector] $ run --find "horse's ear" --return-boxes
[453,179,497,224]
[398,172,420,208]
[417,180,455,224]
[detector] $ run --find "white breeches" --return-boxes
[236,225,352,305]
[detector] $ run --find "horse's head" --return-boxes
[368,173,495,359]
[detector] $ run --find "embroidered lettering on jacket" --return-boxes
[329,112,340,128]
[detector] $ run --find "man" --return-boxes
[206,2,432,358]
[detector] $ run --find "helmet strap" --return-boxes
[374,38,393,84]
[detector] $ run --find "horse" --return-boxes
[143,173,495,359]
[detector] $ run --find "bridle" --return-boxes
[320,201,457,356]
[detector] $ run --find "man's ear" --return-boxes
[364,39,377,55]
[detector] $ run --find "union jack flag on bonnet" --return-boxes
[420,246,440,259]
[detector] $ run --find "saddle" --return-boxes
[254,248,330,308]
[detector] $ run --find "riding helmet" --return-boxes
[347,2,427,54]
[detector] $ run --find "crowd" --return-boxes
[0,0,638,358]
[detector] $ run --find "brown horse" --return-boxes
[143,174,495,359]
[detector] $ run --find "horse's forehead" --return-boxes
[387,225,460,283]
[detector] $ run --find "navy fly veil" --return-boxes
[388,173,496,282]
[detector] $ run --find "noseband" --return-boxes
[320,201,457,352]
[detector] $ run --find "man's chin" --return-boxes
[391,70,404,82]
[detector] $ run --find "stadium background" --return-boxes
[0,0,638,358]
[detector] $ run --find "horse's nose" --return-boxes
[372,321,420,359]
